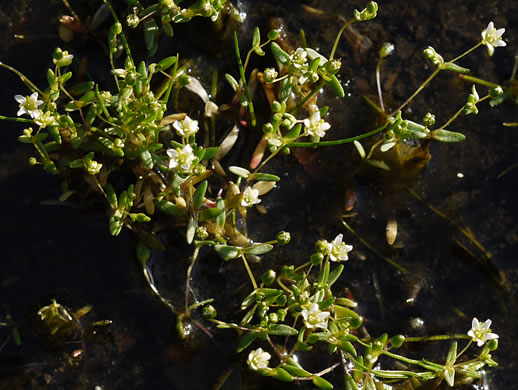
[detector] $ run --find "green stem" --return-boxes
[390,68,441,116]
[329,19,356,60]
[103,0,133,63]
[287,123,387,148]
[185,245,201,313]
[455,339,473,360]
[459,74,499,88]
[382,350,444,371]
[404,334,470,342]
[376,59,385,112]
[449,42,482,64]
[234,31,256,127]
[241,254,258,290]
[290,79,326,115]
[0,115,35,124]
[437,95,490,130]
[0,62,45,97]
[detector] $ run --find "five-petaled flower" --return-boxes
[167,144,196,173]
[15,92,43,119]
[303,111,331,138]
[173,116,199,137]
[481,22,506,56]
[329,233,353,262]
[291,48,308,69]
[241,186,261,207]
[301,303,330,330]
[247,348,271,371]
[467,317,499,347]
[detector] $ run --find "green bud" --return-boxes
[267,29,279,40]
[269,313,279,323]
[277,309,287,321]
[113,22,122,35]
[195,226,209,240]
[423,112,435,127]
[202,305,217,319]
[258,302,269,318]
[489,85,504,99]
[276,231,291,245]
[193,164,206,176]
[487,339,498,351]
[263,68,278,83]
[423,46,444,66]
[315,239,329,254]
[310,253,324,265]
[379,42,395,59]
[262,122,275,134]
[271,100,282,113]
[29,157,38,165]
[308,71,319,83]
[261,270,277,286]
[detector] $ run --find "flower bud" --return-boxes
[310,253,324,265]
[262,122,275,134]
[487,339,498,351]
[423,112,435,127]
[489,85,504,99]
[29,157,38,165]
[277,309,287,321]
[379,42,395,59]
[267,29,279,40]
[263,68,278,84]
[202,304,217,319]
[261,270,276,286]
[268,313,279,323]
[276,231,291,245]
[195,226,209,240]
[390,335,405,348]
[193,164,206,176]
[315,239,330,254]
[423,46,444,66]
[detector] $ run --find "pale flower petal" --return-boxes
[468,317,499,347]
[247,348,271,371]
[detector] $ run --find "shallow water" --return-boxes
[0,0,517,389]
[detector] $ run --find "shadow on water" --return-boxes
[0,0,517,389]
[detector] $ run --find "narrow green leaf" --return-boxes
[270,42,290,65]
[327,264,344,286]
[193,180,208,209]
[336,339,357,356]
[105,183,117,207]
[432,129,466,143]
[201,146,219,160]
[143,19,159,51]
[198,207,223,222]
[157,56,177,71]
[214,245,241,261]
[248,172,280,182]
[237,332,259,353]
[138,145,153,168]
[267,324,297,336]
[225,73,239,91]
[281,364,311,377]
[269,367,293,382]
[443,62,470,74]
[252,26,261,48]
[243,244,273,255]
[186,215,196,244]
[312,375,334,390]
[156,199,185,217]
[229,165,250,178]
[327,74,345,98]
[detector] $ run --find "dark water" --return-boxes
[0,0,517,389]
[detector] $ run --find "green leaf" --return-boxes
[229,165,250,178]
[327,74,345,98]
[214,245,241,261]
[432,129,466,143]
[334,305,362,328]
[281,364,311,377]
[138,145,153,169]
[201,147,219,160]
[284,123,302,141]
[267,324,297,336]
[186,215,196,244]
[327,264,344,286]
[241,290,257,310]
[443,62,470,74]
[198,207,223,222]
[156,199,185,217]
[270,42,290,66]
[252,26,261,48]
[336,339,357,356]
[109,216,123,236]
[157,56,177,71]
[225,73,239,91]
[446,341,457,365]
[193,180,208,209]
[444,366,455,387]
[143,19,159,51]
[105,183,117,207]
[312,375,334,390]
[268,367,293,382]
[243,244,273,255]
[237,332,259,353]
[248,172,280,182]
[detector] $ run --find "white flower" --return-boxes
[303,111,331,138]
[241,186,261,207]
[301,303,330,330]
[34,111,55,128]
[247,348,271,371]
[291,48,308,69]
[467,317,499,347]
[173,116,199,137]
[481,22,506,56]
[329,234,353,262]
[167,144,196,173]
[14,92,43,119]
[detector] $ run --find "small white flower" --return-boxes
[34,111,55,128]
[481,22,506,56]
[14,92,43,119]
[467,317,499,347]
[303,111,331,138]
[173,116,199,137]
[247,348,271,371]
[241,186,261,207]
[301,303,330,330]
[167,144,196,173]
[291,48,308,69]
[329,233,353,262]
